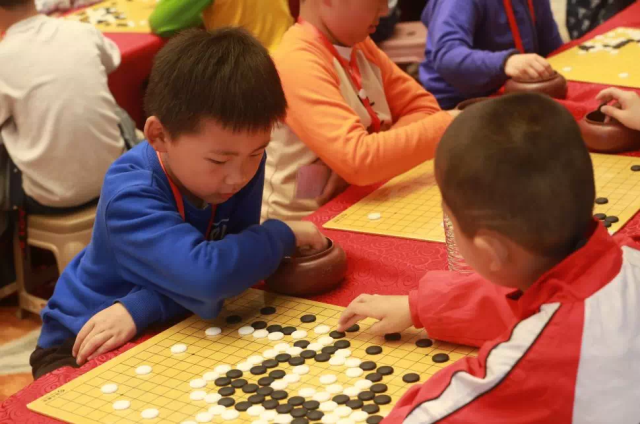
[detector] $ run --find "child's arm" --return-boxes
[148,0,211,37]
[597,88,640,131]
[534,0,564,57]
[91,27,121,74]
[275,47,452,187]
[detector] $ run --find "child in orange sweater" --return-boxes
[262,0,456,221]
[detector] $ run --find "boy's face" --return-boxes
[321,0,390,46]
[147,118,270,205]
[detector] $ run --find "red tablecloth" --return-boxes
[3,3,640,422]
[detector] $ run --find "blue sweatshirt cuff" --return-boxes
[116,289,164,335]
[262,219,296,258]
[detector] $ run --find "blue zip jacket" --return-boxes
[419,0,563,109]
[38,142,296,349]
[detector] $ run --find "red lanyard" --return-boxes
[157,152,217,240]
[298,18,382,133]
[503,0,536,54]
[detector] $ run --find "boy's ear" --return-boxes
[474,231,509,273]
[144,116,170,153]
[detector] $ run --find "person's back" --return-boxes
[0,1,125,208]
[419,0,563,109]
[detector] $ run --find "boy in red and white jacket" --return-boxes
[339,93,640,423]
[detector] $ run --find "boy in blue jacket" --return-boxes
[30,28,327,379]
[420,0,564,109]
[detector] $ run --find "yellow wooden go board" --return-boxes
[549,27,640,89]
[65,0,156,34]
[29,289,477,424]
[324,153,640,243]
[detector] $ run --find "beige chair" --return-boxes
[14,205,96,317]
[379,21,428,64]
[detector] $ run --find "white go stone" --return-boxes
[190,390,207,401]
[335,406,352,418]
[350,411,368,422]
[619,72,630,78]
[367,212,382,221]
[222,410,240,421]
[275,414,293,423]
[203,371,219,381]
[336,349,352,358]
[337,419,355,424]
[320,401,338,412]
[205,327,222,336]
[355,380,373,390]
[214,365,231,374]
[329,356,346,366]
[299,387,317,397]
[314,325,331,335]
[287,347,303,356]
[274,343,290,352]
[343,387,360,397]
[322,414,339,424]
[268,332,285,341]
[196,412,214,423]
[263,349,279,359]
[171,343,188,354]
[284,373,301,383]
[251,421,269,424]
[101,383,118,394]
[205,393,222,404]
[346,368,363,378]
[239,326,255,336]
[318,336,334,346]
[271,380,288,391]
[113,400,130,410]
[293,365,310,375]
[136,365,153,375]
[292,330,308,339]
[320,374,337,385]
[141,408,159,419]
[345,358,361,368]
[247,405,266,416]
[237,362,253,372]
[261,410,278,421]
[313,392,332,402]
[190,379,207,389]
[562,67,573,72]
[307,343,323,351]
[327,384,343,394]
[248,355,264,365]
[209,405,226,415]
[253,329,269,339]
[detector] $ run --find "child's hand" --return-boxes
[596,88,640,131]
[316,171,349,206]
[285,221,329,254]
[337,294,413,336]
[505,54,554,81]
[72,303,137,366]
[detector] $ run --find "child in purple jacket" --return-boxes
[419,0,563,109]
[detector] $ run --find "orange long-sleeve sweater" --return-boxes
[262,23,453,221]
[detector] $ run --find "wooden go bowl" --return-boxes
[504,71,568,99]
[455,97,491,111]
[578,105,640,153]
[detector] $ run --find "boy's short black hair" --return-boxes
[0,0,32,9]
[435,93,595,259]
[144,28,287,137]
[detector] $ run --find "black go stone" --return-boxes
[218,397,235,407]
[226,315,242,324]
[267,324,283,333]
[366,373,383,382]
[227,369,243,379]
[258,386,274,396]
[235,401,251,412]
[346,399,364,409]
[595,197,609,205]
[231,378,248,388]
[367,416,384,424]
[282,326,297,335]
[358,391,375,401]
[301,350,316,359]
[215,377,231,386]
[218,387,235,396]
[258,376,275,386]
[604,221,612,228]
[243,384,259,393]
[416,338,433,348]
[321,346,338,355]
[384,333,401,341]
[252,320,268,330]
[249,394,265,404]
[334,340,351,349]
[374,395,391,405]
[307,410,324,421]
[632,165,640,172]
[377,366,394,376]
[594,213,607,220]
[330,331,346,339]
[288,396,306,406]
[346,324,360,332]
[303,401,320,410]
[605,216,619,224]
[366,346,383,355]
[261,306,277,315]
[371,384,388,393]
[291,408,308,418]
[272,390,289,400]
[333,395,350,405]
[289,357,306,366]
[315,353,331,362]
[251,366,267,375]
[276,353,292,363]
[301,315,317,323]
[363,404,380,414]
[360,361,377,371]
[292,419,309,424]
[432,353,450,363]
[294,340,311,348]
[270,370,286,379]
[276,404,293,414]
[263,399,279,409]
[403,373,420,383]
[263,359,279,368]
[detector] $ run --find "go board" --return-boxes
[65,0,157,34]
[28,289,477,424]
[323,154,640,242]
[549,27,640,89]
